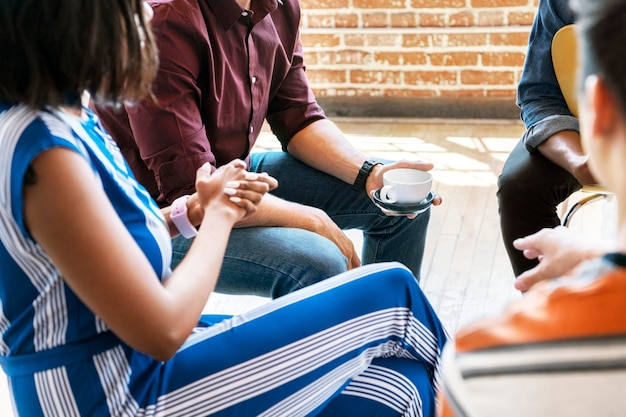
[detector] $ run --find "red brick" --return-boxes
[430,52,479,66]
[477,11,505,26]
[402,34,431,48]
[366,34,400,47]
[299,1,535,106]
[306,14,336,28]
[460,70,515,85]
[450,12,475,27]
[419,13,446,27]
[471,0,528,7]
[343,33,400,47]
[306,69,347,84]
[411,0,466,7]
[318,50,373,65]
[336,14,359,28]
[490,32,530,46]
[391,12,417,27]
[354,0,406,8]
[404,70,458,86]
[374,51,428,65]
[300,34,340,48]
[446,33,489,47]
[363,13,389,28]
[304,54,319,66]
[301,0,349,8]
[344,34,366,47]
[507,11,536,26]
[481,51,526,67]
[350,70,403,84]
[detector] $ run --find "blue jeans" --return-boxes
[172,152,431,298]
[516,0,575,132]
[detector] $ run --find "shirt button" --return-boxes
[250,126,254,133]
[241,11,249,17]
[251,76,257,84]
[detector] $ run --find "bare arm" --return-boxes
[287,119,443,204]
[287,119,369,185]
[536,130,597,185]
[24,150,276,361]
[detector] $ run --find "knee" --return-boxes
[297,242,347,284]
[271,232,348,297]
[497,159,543,212]
[497,161,529,200]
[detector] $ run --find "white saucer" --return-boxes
[372,190,434,215]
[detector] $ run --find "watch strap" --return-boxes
[170,195,198,239]
[353,159,382,190]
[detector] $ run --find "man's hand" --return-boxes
[365,160,443,217]
[297,205,361,270]
[512,226,611,291]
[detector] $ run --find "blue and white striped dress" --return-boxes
[0,101,449,417]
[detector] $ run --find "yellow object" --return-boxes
[552,24,579,117]
[552,25,613,225]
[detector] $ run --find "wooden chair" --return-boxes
[552,24,613,227]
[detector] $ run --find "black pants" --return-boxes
[497,139,581,276]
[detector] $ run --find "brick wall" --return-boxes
[299,0,540,118]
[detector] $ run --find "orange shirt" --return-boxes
[438,255,626,417]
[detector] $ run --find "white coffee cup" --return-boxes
[380,168,432,204]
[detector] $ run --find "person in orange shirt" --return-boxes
[438,0,626,415]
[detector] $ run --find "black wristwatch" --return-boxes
[353,159,382,190]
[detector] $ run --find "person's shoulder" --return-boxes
[0,105,84,177]
[0,103,50,140]
[148,0,201,18]
[544,0,576,25]
[149,0,191,7]
[148,0,204,27]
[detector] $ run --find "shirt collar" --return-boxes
[208,0,280,31]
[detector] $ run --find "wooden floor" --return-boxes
[0,117,617,415]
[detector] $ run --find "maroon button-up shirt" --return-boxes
[95,0,326,206]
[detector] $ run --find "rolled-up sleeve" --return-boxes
[522,114,579,151]
[265,33,326,149]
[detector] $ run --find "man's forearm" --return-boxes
[287,119,368,185]
[234,193,306,228]
[536,130,595,184]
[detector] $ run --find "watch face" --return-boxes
[365,159,379,170]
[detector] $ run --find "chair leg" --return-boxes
[562,194,610,227]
